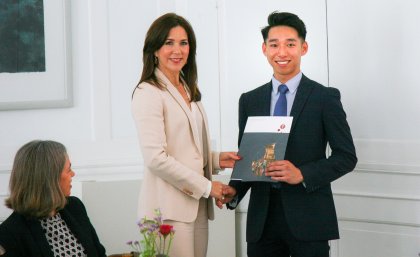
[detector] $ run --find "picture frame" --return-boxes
[0,0,72,111]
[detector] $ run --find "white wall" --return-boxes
[1,0,420,256]
[327,0,420,256]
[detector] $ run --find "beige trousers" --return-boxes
[164,198,209,257]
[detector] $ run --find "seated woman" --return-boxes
[0,140,106,257]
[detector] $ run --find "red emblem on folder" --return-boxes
[277,123,286,131]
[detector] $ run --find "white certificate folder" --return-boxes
[231,116,293,182]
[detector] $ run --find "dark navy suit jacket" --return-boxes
[229,74,357,242]
[0,196,106,257]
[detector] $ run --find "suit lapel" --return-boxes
[262,82,272,115]
[196,101,211,177]
[155,69,202,155]
[251,81,272,116]
[290,75,314,131]
[196,101,209,141]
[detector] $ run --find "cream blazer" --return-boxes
[131,69,219,222]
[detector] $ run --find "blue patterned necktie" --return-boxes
[273,84,289,116]
[271,84,288,189]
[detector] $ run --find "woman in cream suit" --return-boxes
[131,13,240,257]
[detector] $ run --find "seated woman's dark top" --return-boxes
[0,196,106,257]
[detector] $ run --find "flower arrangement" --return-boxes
[127,209,175,257]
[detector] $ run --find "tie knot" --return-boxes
[279,84,289,95]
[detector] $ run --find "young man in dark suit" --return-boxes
[218,11,357,257]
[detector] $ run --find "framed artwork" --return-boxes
[0,0,72,110]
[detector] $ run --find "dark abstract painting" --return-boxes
[0,0,46,73]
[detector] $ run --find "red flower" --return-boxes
[159,224,173,237]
